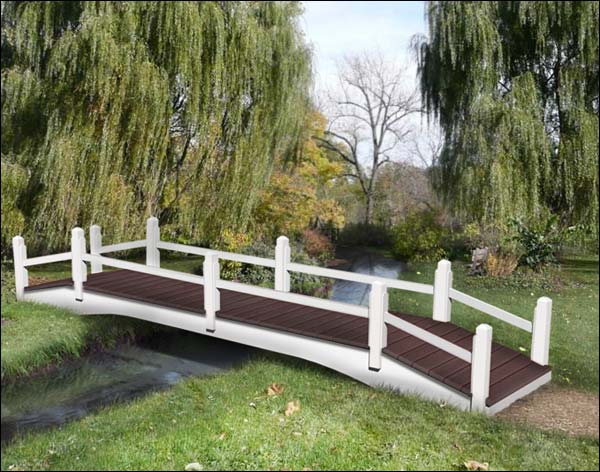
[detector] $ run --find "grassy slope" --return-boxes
[389,255,599,392]
[1,355,598,471]
[1,254,202,381]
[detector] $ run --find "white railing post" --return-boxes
[90,225,103,274]
[368,281,388,371]
[146,217,160,268]
[433,259,452,322]
[71,227,87,301]
[203,251,220,333]
[12,236,28,301]
[275,236,290,292]
[470,323,493,412]
[531,297,552,365]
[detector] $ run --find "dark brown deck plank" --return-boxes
[25,269,550,406]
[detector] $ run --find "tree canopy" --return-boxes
[1,1,312,252]
[415,1,599,230]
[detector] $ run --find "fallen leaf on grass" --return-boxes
[464,460,489,471]
[218,433,226,441]
[267,383,285,396]
[185,463,203,471]
[285,400,301,417]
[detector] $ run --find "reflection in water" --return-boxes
[330,248,405,305]
[1,333,255,443]
[1,247,403,443]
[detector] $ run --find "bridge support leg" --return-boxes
[12,236,28,301]
[90,225,103,274]
[531,297,552,366]
[368,281,388,371]
[433,259,452,322]
[203,251,220,333]
[71,227,87,302]
[146,217,160,268]
[275,236,290,292]
[470,324,492,412]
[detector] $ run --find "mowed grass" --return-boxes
[389,255,599,392]
[1,301,166,381]
[1,354,598,471]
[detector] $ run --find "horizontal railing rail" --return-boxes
[385,312,472,362]
[98,239,147,254]
[12,218,553,412]
[83,254,205,285]
[218,279,369,318]
[157,241,276,268]
[449,288,532,332]
[287,262,434,294]
[23,251,72,267]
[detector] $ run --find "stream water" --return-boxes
[1,247,404,443]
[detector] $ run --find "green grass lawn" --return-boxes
[1,254,598,470]
[1,354,598,471]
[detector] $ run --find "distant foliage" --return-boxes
[416,1,599,230]
[391,210,446,262]
[302,229,334,263]
[1,1,311,252]
[336,223,391,248]
[253,111,345,240]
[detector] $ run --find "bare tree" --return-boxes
[316,53,420,225]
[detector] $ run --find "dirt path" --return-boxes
[498,384,599,438]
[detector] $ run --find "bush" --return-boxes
[391,210,447,262]
[485,252,519,276]
[336,223,391,247]
[302,229,334,263]
[509,216,561,271]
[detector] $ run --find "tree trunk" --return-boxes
[365,192,373,225]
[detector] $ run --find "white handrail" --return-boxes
[156,241,276,268]
[84,254,205,285]
[218,279,369,318]
[99,239,147,254]
[449,288,532,332]
[385,313,473,363]
[288,262,434,294]
[23,252,72,267]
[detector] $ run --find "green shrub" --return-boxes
[391,210,447,262]
[509,216,561,271]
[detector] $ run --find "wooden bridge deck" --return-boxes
[26,270,550,407]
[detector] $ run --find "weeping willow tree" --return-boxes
[1,1,311,253]
[414,1,599,230]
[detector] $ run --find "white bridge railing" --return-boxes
[12,217,552,411]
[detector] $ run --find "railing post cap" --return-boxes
[72,227,85,237]
[276,235,289,245]
[437,259,451,270]
[204,250,219,258]
[476,323,493,335]
[12,235,24,245]
[537,296,552,305]
[372,280,385,288]
[90,224,101,230]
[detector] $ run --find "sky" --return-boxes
[300,1,427,96]
[299,1,436,165]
